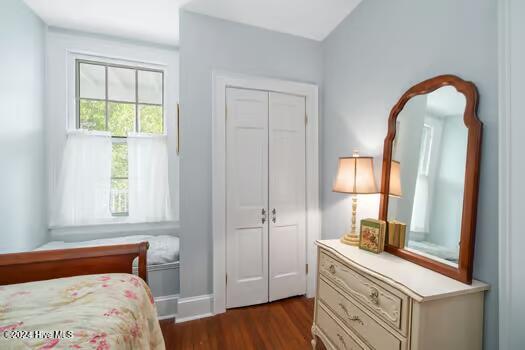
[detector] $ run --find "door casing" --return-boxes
[212,72,320,315]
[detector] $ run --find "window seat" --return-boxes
[36,235,179,266]
[36,235,180,317]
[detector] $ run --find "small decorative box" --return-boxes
[359,218,387,254]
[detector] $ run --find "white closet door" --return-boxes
[268,92,307,301]
[226,88,269,308]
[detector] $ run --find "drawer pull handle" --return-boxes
[369,287,379,305]
[338,302,349,315]
[336,333,347,349]
[348,315,364,326]
[338,303,365,326]
[329,264,336,274]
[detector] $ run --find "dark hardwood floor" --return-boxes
[160,296,321,350]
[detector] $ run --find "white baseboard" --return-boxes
[175,294,213,323]
[155,294,179,320]
[157,313,177,321]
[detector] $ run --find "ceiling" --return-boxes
[184,0,362,41]
[23,0,190,46]
[23,0,362,45]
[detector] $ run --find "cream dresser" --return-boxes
[311,240,489,350]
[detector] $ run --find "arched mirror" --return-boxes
[379,75,482,284]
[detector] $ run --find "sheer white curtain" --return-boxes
[128,134,173,223]
[52,130,113,226]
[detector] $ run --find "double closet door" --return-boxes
[226,88,307,309]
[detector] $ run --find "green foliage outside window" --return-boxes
[112,144,128,179]
[79,101,163,135]
[109,103,136,137]
[79,100,105,131]
[140,105,163,134]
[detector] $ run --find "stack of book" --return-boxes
[387,220,407,248]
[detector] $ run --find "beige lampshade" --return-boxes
[333,156,378,194]
[389,160,403,197]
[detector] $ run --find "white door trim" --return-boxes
[498,0,511,348]
[212,72,320,315]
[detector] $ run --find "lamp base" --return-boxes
[340,232,360,246]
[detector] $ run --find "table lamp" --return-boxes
[389,160,403,197]
[333,152,378,245]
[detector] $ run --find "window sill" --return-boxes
[48,221,180,242]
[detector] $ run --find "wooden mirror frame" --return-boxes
[379,75,482,284]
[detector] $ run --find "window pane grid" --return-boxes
[76,59,164,135]
[135,69,139,136]
[105,65,109,130]
[77,97,162,107]
[76,59,164,217]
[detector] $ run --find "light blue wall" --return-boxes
[0,0,47,253]
[179,10,323,297]
[321,0,498,348]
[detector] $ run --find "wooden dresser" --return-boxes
[311,240,489,350]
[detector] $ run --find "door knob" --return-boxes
[261,208,267,224]
[271,208,276,223]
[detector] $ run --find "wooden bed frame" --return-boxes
[0,242,149,286]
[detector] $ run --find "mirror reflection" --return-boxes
[388,86,467,266]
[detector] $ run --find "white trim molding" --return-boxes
[211,72,321,315]
[499,0,511,348]
[176,294,214,323]
[155,294,179,320]
[497,0,525,347]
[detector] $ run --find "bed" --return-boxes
[0,243,165,349]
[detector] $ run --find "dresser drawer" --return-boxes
[317,304,365,350]
[319,251,409,335]
[319,278,405,350]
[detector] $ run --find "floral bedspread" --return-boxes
[0,274,165,349]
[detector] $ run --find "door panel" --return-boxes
[236,227,265,281]
[226,88,269,308]
[270,225,299,278]
[269,92,307,301]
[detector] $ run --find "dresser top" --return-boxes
[317,239,489,302]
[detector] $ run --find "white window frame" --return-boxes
[48,50,179,237]
[75,58,166,217]
[67,53,168,135]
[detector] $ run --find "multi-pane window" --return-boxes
[76,60,164,216]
